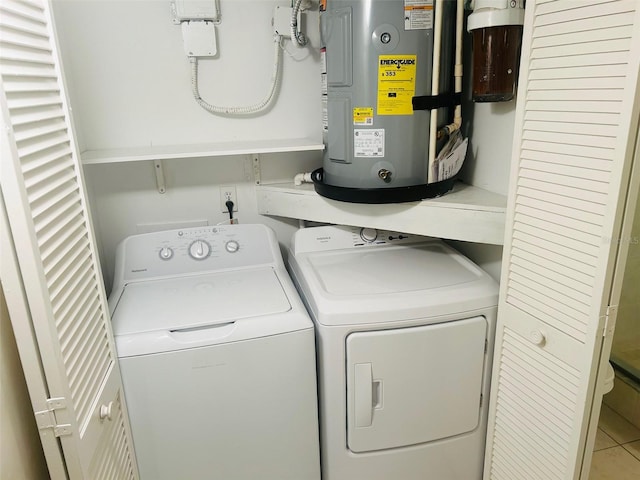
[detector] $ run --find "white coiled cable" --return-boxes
[190,35,283,116]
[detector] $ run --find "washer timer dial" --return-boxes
[359,227,378,243]
[158,247,174,260]
[225,240,240,253]
[188,240,211,260]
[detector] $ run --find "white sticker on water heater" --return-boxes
[404,0,434,30]
[354,129,385,158]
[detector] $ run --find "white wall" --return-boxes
[52,1,516,284]
[53,0,323,150]
[0,285,49,480]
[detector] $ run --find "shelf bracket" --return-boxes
[253,155,261,185]
[153,160,166,194]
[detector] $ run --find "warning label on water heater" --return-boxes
[354,129,385,158]
[377,55,417,116]
[404,0,434,30]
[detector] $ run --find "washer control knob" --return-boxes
[159,247,174,260]
[360,228,378,243]
[188,240,211,260]
[225,240,240,253]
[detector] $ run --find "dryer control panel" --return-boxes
[112,224,280,284]
[291,225,434,255]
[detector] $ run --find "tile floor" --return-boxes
[589,404,640,479]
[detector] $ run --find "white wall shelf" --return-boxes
[257,181,507,245]
[81,138,324,165]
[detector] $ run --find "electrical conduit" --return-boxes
[190,35,283,115]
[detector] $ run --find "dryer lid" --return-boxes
[111,267,291,336]
[306,243,479,296]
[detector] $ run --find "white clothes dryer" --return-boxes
[287,225,499,480]
[109,224,320,480]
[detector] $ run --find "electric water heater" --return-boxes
[315,0,457,203]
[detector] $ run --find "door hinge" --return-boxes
[603,305,618,338]
[35,397,71,437]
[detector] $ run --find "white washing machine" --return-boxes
[109,224,320,480]
[287,225,499,480]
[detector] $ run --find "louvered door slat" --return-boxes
[522,139,614,160]
[49,257,92,304]
[486,2,640,478]
[0,1,137,477]
[46,246,91,293]
[528,76,627,90]
[73,343,110,426]
[512,251,593,296]
[513,214,600,254]
[534,11,629,37]
[522,122,617,141]
[531,25,633,48]
[499,377,574,434]
[525,110,620,125]
[503,330,582,386]
[35,201,83,249]
[506,290,587,340]
[521,150,612,173]
[0,1,45,23]
[527,88,624,102]
[520,168,610,194]
[496,403,568,466]
[11,105,65,126]
[516,194,605,227]
[15,129,68,157]
[535,0,635,26]
[511,246,595,286]
[526,99,622,113]
[89,394,135,480]
[41,224,87,273]
[533,38,631,59]
[522,128,617,154]
[0,12,48,37]
[0,29,51,52]
[30,182,78,219]
[536,0,611,15]
[493,418,562,479]
[23,153,74,190]
[0,43,56,65]
[0,63,56,79]
[511,236,597,277]
[491,452,529,480]
[489,326,582,479]
[509,263,592,312]
[518,185,607,218]
[55,277,95,330]
[516,202,603,237]
[519,158,610,181]
[513,228,597,270]
[35,200,82,245]
[56,273,96,338]
[27,167,76,204]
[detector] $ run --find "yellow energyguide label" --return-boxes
[353,107,374,125]
[377,55,417,116]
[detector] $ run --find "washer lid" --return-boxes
[111,268,291,336]
[307,243,479,296]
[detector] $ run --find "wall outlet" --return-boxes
[220,185,238,213]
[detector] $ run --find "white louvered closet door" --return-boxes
[0,1,138,478]
[485,1,640,480]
